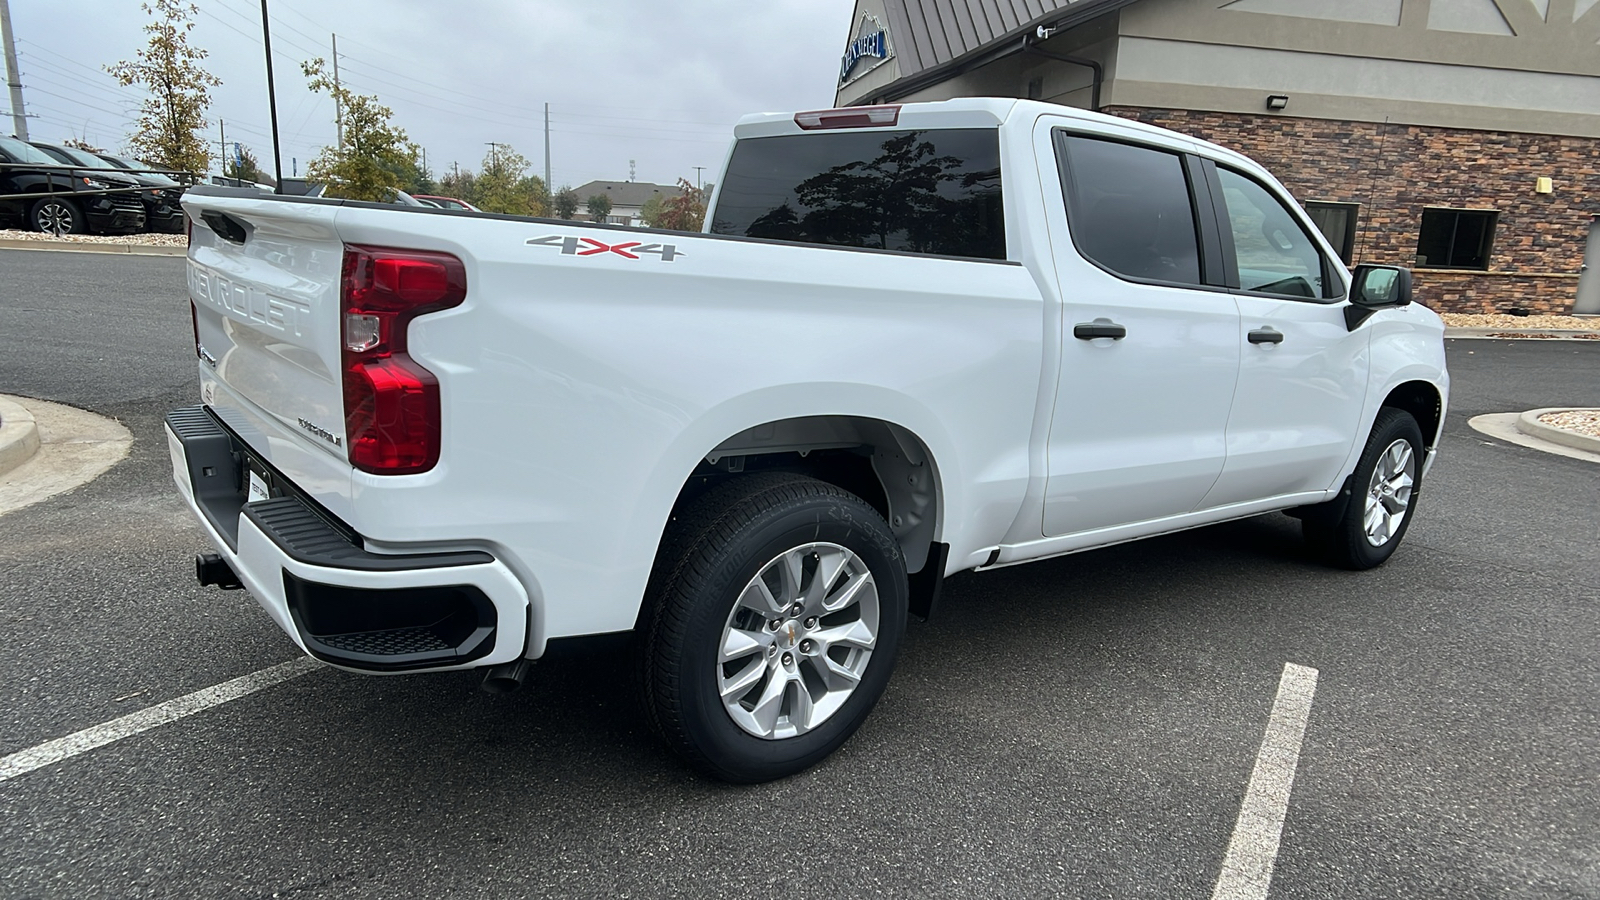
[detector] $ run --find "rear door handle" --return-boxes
[1074,320,1127,341]
[1247,327,1284,344]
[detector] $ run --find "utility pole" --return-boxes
[259,0,284,193]
[693,166,705,190]
[543,102,551,188]
[0,0,27,139]
[486,141,501,171]
[218,120,226,174]
[331,33,342,151]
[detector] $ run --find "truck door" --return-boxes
[1195,164,1370,508]
[1038,127,1241,537]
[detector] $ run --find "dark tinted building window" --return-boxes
[1416,208,1496,269]
[1056,134,1202,286]
[710,128,1004,260]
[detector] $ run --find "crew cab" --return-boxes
[0,137,145,235]
[170,99,1447,782]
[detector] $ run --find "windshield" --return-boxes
[103,154,181,186]
[0,136,62,165]
[52,146,120,170]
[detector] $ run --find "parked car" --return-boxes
[0,136,144,234]
[92,151,187,234]
[412,194,479,211]
[31,142,171,234]
[172,98,1447,782]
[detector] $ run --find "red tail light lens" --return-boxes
[340,245,466,474]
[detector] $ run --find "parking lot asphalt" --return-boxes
[1,247,1597,899]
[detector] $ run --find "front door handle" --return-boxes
[1074,320,1127,341]
[1248,327,1284,344]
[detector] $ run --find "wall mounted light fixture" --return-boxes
[1266,94,1289,110]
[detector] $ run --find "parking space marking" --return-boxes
[0,658,319,784]
[1212,662,1319,900]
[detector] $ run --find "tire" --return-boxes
[642,473,908,783]
[30,196,85,236]
[1303,408,1425,570]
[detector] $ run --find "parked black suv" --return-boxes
[0,136,145,235]
[93,151,187,233]
[31,142,158,234]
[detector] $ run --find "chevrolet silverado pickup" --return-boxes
[169,98,1448,782]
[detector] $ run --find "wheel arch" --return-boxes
[678,414,945,577]
[1380,380,1444,450]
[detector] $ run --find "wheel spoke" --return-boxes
[747,668,788,735]
[815,618,877,652]
[806,547,850,610]
[821,570,874,614]
[787,677,816,731]
[736,578,783,616]
[777,549,805,606]
[807,652,864,692]
[720,627,768,663]
[719,657,768,700]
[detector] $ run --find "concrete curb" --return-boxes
[0,237,186,257]
[0,394,135,518]
[0,396,42,478]
[1517,408,1600,454]
[1445,327,1600,340]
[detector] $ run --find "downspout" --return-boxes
[1021,28,1103,112]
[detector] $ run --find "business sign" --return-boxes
[840,14,894,84]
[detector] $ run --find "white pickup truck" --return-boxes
[169,98,1447,782]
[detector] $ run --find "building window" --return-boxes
[1416,208,1497,270]
[1304,201,1359,265]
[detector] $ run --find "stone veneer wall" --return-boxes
[1102,107,1600,314]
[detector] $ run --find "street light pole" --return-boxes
[259,0,284,193]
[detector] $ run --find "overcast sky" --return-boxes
[7,0,856,189]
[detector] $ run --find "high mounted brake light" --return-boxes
[340,245,466,475]
[793,105,900,130]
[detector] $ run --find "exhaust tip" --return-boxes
[480,658,533,694]
[195,552,242,590]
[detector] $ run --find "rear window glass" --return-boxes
[711,128,1005,260]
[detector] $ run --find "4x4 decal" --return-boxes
[526,234,684,261]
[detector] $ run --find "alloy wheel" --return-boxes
[1363,438,1415,546]
[717,542,879,740]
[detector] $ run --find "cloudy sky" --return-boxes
[7,0,856,189]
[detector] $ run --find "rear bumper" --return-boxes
[165,406,531,673]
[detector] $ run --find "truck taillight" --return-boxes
[339,245,466,475]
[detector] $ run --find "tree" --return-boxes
[639,192,666,228]
[106,0,220,177]
[474,144,547,216]
[587,193,613,223]
[299,58,415,202]
[436,167,476,204]
[553,186,580,220]
[226,145,266,183]
[656,178,707,232]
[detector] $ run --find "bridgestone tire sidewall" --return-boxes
[1333,409,1426,569]
[674,488,907,782]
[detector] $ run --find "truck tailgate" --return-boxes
[185,194,354,516]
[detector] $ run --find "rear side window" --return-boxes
[1056,134,1202,286]
[710,128,1004,260]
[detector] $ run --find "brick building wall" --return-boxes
[1103,107,1600,314]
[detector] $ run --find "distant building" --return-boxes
[571,180,684,227]
[834,0,1600,314]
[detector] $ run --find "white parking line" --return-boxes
[1212,662,1320,900]
[0,658,320,784]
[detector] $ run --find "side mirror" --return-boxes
[1345,264,1413,330]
